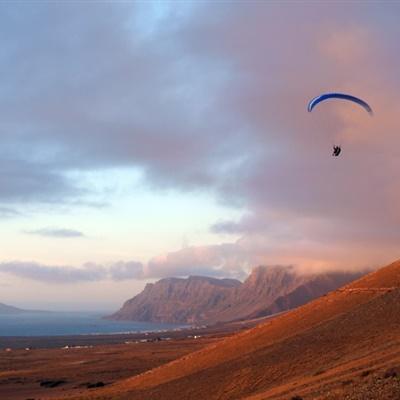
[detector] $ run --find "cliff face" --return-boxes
[216,266,308,321]
[109,276,241,324]
[105,260,400,400]
[247,270,365,319]
[108,267,365,325]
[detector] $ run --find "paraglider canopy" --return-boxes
[308,92,372,156]
[307,92,373,115]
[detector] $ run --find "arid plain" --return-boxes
[2,260,400,400]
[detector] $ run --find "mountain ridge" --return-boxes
[83,259,400,400]
[108,266,364,325]
[0,302,25,314]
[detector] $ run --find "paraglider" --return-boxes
[308,92,373,115]
[332,145,341,157]
[308,92,373,156]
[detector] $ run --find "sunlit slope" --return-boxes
[344,259,400,289]
[75,260,400,400]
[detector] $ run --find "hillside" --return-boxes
[81,259,400,400]
[108,276,241,324]
[108,266,363,324]
[0,302,25,314]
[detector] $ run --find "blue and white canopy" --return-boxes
[308,93,373,115]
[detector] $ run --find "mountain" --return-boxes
[108,276,241,324]
[247,270,365,319]
[87,259,400,400]
[0,302,25,314]
[208,265,308,323]
[108,266,364,324]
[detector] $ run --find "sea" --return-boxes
[0,311,185,337]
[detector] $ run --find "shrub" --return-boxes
[361,369,371,377]
[384,368,398,379]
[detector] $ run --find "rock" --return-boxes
[87,381,105,388]
[39,379,66,388]
[107,266,365,325]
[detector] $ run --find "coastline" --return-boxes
[0,315,275,399]
[0,315,270,350]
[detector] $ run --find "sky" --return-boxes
[1,1,400,311]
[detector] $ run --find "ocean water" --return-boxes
[0,312,184,337]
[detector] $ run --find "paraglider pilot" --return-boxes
[308,92,373,158]
[332,145,341,157]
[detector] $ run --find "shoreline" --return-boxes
[0,315,271,350]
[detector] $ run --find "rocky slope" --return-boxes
[83,259,400,400]
[108,266,364,324]
[108,276,241,324]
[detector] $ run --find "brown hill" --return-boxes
[250,271,365,319]
[108,276,241,324]
[80,259,400,400]
[210,266,308,323]
[108,266,363,325]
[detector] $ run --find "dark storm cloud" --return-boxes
[0,1,246,208]
[24,227,85,238]
[2,1,400,274]
[0,158,80,202]
[188,2,400,271]
[148,2,400,273]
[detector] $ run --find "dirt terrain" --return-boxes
[0,337,218,400]
[0,317,265,399]
[2,260,400,400]
[71,260,400,400]
[110,266,363,325]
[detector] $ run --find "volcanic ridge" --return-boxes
[77,259,400,400]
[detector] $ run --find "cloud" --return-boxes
[0,247,248,284]
[0,261,144,284]
[1,2,400,275]
[0,207,21,219]
[24,227,85,238]
[144,244,249,280]
[0,2,242,207]
[108,261,144,281]
[0,262,105,283]
[189,2,400,271]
